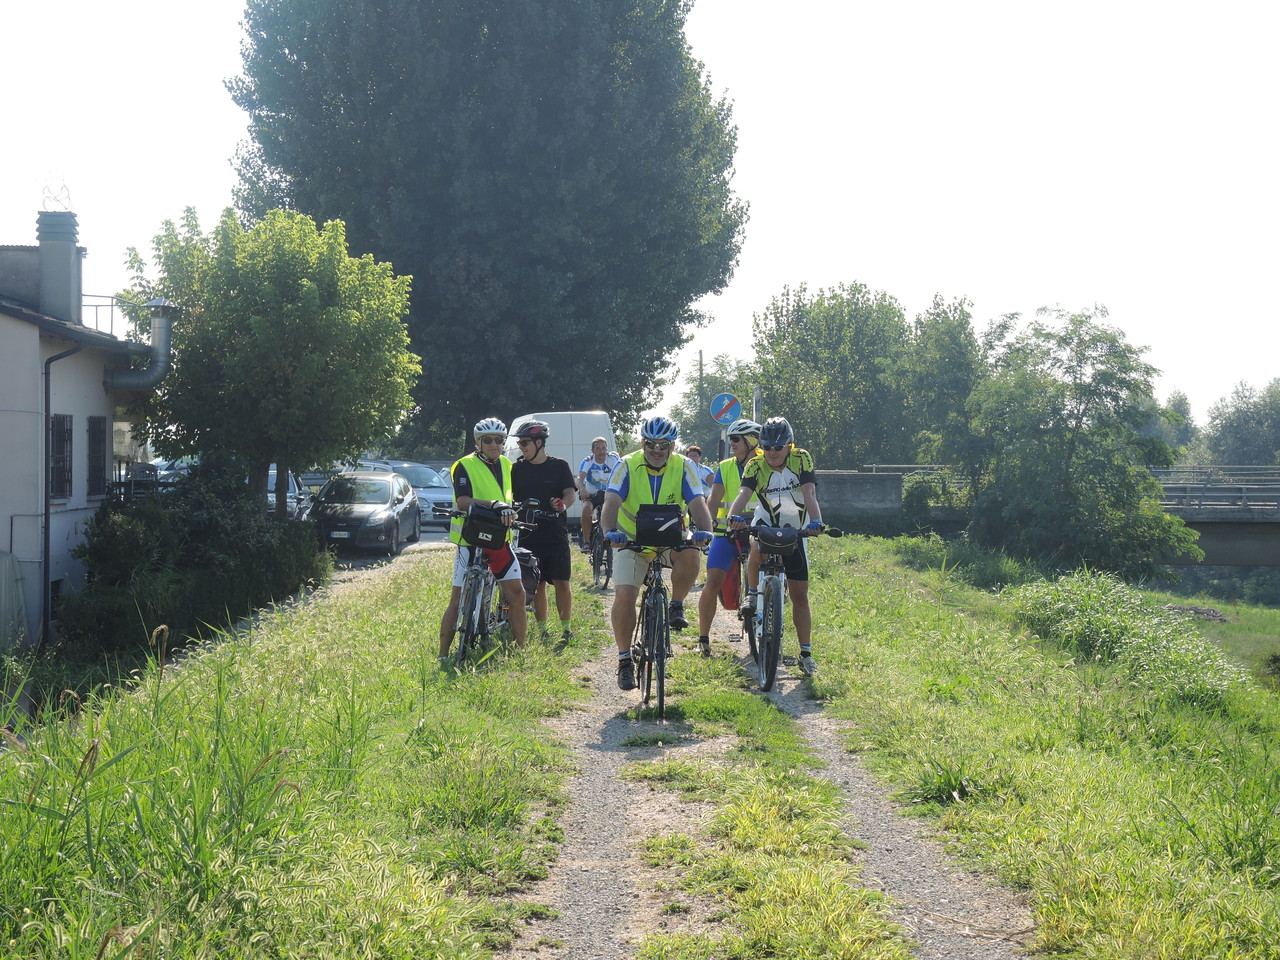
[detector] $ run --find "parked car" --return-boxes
[267,466,311,520]
[312,471,420,554]
[373,460,453,528]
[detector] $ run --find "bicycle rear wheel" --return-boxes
[740,563,758,663]
[758,577,783,691]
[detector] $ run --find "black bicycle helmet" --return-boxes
[759,417,794,447]
[514,420,550,441]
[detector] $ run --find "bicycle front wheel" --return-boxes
[591,529,606,588]
[647,593,669,720]
[455,570,482,667]
[758,577,783,691]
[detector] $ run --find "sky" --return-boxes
[4,0,1276,427]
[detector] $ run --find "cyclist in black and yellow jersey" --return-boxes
[695,417,762,657]
[600,416,714,690]
[726,417,825,676]
[437,417,527,660]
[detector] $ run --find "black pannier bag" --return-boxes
[462,503,507,547]
[514,547,540,604]
[634,503,684,548]
[756,524,799,556]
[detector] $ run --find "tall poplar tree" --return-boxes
[230,0,747,442]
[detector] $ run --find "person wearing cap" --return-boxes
[511,419,578,640]
[577,437,622,552]
[438,417,527,660]
[694,418,762,657]
[684,445,715,498]
[726,417,825,677]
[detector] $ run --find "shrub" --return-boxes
[58,460,330,656]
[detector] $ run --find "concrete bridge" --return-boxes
[822,465,1280,567]
[1154,467,1280,566]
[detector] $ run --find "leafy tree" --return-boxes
[752,284,912,468]
[1200,380,1280,466]
[903,295,986,487]
[668,353,758,458]
[125,208,420,515]
[230,0,747,442]
[967,306,1200,576]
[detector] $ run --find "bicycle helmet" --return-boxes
[759,417,794,448]
[726,418,762,438]
[513,420,550,440]
[639,416,679,442]
[473,417,507,438]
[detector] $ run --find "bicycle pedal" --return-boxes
[781,655,797,667]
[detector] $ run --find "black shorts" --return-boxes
[524,533,572,583]
[759,540,809,582]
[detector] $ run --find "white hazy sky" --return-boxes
[5,0,1276,426]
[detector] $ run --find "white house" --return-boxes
[0,211,171,649]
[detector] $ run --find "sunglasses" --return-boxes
[479,436,504,444]
[729,434,745,443]
[643,440,672,451]
[762,444,789,452]
[516,438,535,447]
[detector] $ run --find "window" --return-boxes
[87,416,108,496]
[50,414,72,499]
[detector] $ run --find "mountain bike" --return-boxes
[449,502,538,668]
[588,490,613,588]
[744,523,843,691]
[621,539,700,719]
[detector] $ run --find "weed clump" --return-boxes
[1006,569,1250,708]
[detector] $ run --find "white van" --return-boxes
[505,409,617,483]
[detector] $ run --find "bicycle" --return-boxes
[488,500,545,643]
[619,538,700,719]
[588,490,613,589]
[449,501,538,668]
[742,523,843,691]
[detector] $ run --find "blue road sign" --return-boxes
[710,393,742,425]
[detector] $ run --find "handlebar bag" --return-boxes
[462,503,507,547]
[634,503,684,548]
[756,524,799,556]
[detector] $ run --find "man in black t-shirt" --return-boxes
[510,420,578,639]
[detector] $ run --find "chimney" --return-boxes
[36,210,82,324]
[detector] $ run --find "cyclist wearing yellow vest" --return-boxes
[600,416,714,691]
[695,417,762,657]
[727,416,825,677]
[437,417,527,661]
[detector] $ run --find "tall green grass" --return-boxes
[812,537,1280,958]
[0,554,589,959]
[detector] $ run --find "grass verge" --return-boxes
[0,551,593,959]
[812,536,1280,958]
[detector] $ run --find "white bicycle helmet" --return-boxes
[640,416,679,442]
[473,417,507,438]
[726,418,762,438]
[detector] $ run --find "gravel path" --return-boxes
[503,578,1036,960]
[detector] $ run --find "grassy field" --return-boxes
[2,539,1279,958]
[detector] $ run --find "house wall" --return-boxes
[0,314,44,645]
[0,312,117,647]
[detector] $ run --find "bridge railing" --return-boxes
[1160,483,1280,510]
[1151,465,1280,485]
